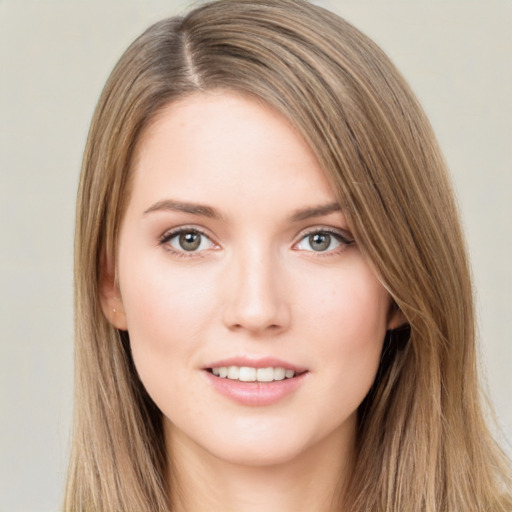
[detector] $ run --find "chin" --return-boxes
[190,414,353,469]
[207,435,309,467]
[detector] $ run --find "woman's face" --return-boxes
[106,92,398,466]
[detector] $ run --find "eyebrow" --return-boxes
[144,199,222,219]
[289,202,342,222]
[143,198,342,222]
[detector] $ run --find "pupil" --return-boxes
[179,232,201,251]
[310,233,330,251]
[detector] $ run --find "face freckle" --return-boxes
[113,91,396,468]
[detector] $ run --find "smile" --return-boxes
[204,359,308,406]
[210,366,296,382]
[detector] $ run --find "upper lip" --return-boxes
[204,356,307,373]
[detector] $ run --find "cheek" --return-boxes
[120,248,214,327]
[300,262,389,403]
[304,264,389,341]
[117,253,217,383]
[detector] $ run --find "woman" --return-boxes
[65,0,512,510]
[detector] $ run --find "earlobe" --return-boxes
[106,302,128,331]
[387,301,407,331]
[99,251,128,331]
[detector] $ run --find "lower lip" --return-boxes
[204,371,307,406]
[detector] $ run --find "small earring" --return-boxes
[113,308,116,313]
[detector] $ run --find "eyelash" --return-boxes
[158,226,217,258]
[158,226,355,258]
[293,227,355,255]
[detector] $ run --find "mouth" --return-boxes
[207,365,304,382]
[203,358,308,406]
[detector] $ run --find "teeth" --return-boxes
[227,366,239,379]
[256,367,274,382]
[210,366,297,382]
[239,366,256,382]
[274,367,285,381]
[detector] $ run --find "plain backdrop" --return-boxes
[1,1,511,510]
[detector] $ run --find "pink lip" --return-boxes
[204,371,307,406]
[204,357,307,373]
[202,357,308,407]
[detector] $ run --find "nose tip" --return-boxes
[222,255,290,335]
[228,302,285,333]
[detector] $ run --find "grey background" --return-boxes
[1,1,511,510]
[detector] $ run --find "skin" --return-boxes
[102,91,401,511]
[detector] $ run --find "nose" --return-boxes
[222,245,291,335]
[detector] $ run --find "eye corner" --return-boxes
[293,227,355,254]
[158,226,219,256]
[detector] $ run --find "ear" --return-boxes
[386,300,407,331]
[99,251,128,331]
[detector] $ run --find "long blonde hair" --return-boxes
[66,0,512,510]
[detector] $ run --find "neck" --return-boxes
[165,421,355,512]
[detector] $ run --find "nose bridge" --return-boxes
[223,239,289,333]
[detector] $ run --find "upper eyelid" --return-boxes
[293,229,355,256]
[158,227,220,255]
[159,225,213,242]
[296,225,354,242]
[159,227,219,257]
[157,225,354,249]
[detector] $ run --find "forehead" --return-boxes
[129,91,336,217]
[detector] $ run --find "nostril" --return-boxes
[221,274,291,333]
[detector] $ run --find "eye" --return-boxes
[161,228,216,253]
[295,230,353,253]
